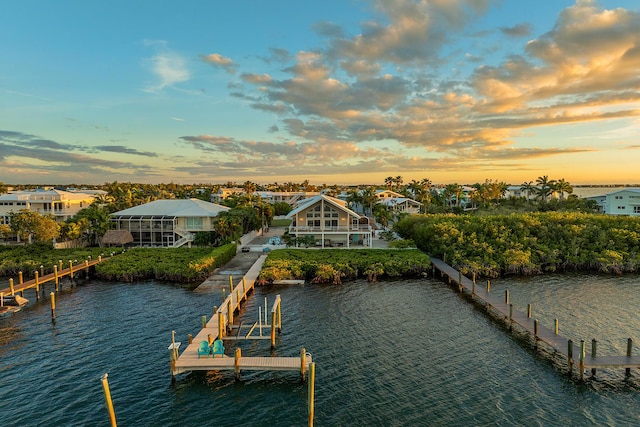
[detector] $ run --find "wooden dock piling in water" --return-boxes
[430,257,640,379]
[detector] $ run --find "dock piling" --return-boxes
[235,347,242,381]
[9,278,14,296]
[50,292,56,321]
[626,338,633,375]
[568,339,574,374]
[100,373,118,427]
[35,272,40,301]
[580,340,586,380]
[308,363,316,427]
[591,339,597,376]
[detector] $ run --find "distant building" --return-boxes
[585,188,640,216]
[110,199,230,247]
[0,189,96,225]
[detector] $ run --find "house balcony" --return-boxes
[288,225,371,233]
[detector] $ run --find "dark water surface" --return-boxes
[2,274,640,426]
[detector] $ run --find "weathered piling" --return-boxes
[101,373,117,427]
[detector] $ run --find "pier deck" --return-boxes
[171,254,312,378]
[430,258,640,375]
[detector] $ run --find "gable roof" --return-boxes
[286,194,360,219]
[111,199,230,217]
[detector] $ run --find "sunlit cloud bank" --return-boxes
[1,0,639,185]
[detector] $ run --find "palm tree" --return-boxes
[345,188,363,212]
[520,181,535,199]
[535,175,556,202]
[360,187,378,216]
[384,177,394,189]
[554,178,573,201]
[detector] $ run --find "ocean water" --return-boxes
[1,274,640,426]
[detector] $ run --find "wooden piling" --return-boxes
[9,278,14,296]
[626,338,633,375]
[101,373,118,427]
[301,348,307,380]
[85,260,90,279]
[19,271,23,285]
[69,261,74,285]
[50,292,56,320]
[234,347,242,380]
[277,297,282,333]
[54,265,59,292]
[271,311,277,349]
[218,311,224,338]
[242,277,247,298]
[567,340,573,374]
[505,289,510,305]
[308,362,316,427]
[35,272,40,301]
[554,318,559,334]
[591,339,597,375]
[579,340,586,380]
[188,334,193,344]
[227,300,233,325]
[229,275,233,293]
[487,280,490,292]
[201,315,207,328]
[527,304,532,318]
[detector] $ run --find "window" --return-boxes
[617,206,626,210]
[634,206,640,214]
[615,195,623,200]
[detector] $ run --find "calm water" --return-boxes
[2,274,640,426]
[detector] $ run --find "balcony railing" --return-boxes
[288,225,371,233]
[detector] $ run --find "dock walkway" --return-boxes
[1,257,105,298]
[430,258,640,378]
[171,254,313,380]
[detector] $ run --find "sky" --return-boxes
[1,0,639,186]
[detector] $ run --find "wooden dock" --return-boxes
[170,254,313,380]
[0,257,106,300]
[430,257,640,379]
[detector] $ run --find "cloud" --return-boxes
[143,41,190,92]
[499,23,532,38]
[201,53,237,74]
[93,145,158,157]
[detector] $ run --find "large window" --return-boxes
[185,217,203,229]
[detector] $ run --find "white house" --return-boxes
[0,189,96,225]
[586,189,640,216]
[286,194,372,248]
[110,199,230,247]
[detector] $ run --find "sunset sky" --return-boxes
[1,0,639,186]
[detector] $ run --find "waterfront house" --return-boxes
[585,188,640,216]
[0,189,97,226]
[110,199,230,247]
[286,194,372,248]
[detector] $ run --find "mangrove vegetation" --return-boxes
[394,212,640,278]
[258,249,432,285]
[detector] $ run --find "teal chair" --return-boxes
[211,339,225,357]
[197,340,211,358]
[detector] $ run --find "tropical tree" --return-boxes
[373,203,392,229]
[520,181,535,199]
[554,178,573,201]
[360,187,378,216]
[69,205,111,246]
[535,175,556,202]
[345,188,362,212]
[10,210,60,243]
